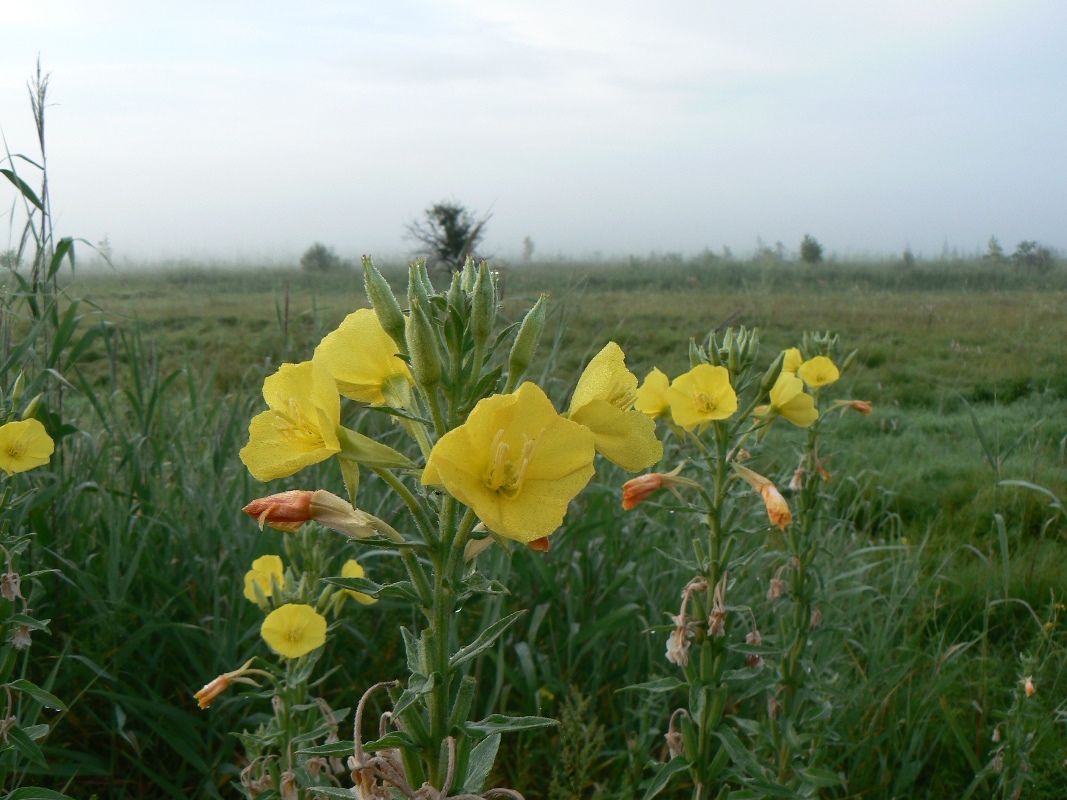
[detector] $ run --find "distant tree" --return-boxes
[1012,240,1054,274]
[984,235,1005,262]
[300,242,342,272]
[406,200,491,273]
[901,246,915,269]
[799,234,823,264]
[0,249,18,269]
[521,235,535,262]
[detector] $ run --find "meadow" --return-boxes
[2,254,1066,799]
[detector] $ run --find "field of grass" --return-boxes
[1,255,1064,799]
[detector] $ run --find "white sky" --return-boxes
[1,1,1065,262]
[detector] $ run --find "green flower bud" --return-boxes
[408,260,432,312]
[447,271,463,311]
[471,262,496,347]
[405,298,442,389]
[10,373,24,411]
[460,256,476,293]
[20,393,42,421]
[759,351,785,395]
[507,294,547,389]
[840,348,859,374]
[362,256,407,352]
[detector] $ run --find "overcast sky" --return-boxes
[2,1,1065,263]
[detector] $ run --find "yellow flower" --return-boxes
[240,361,342,481]
[634,368,671,419]
[313,309,413,406]
[423,382,596,543]
[797,356,839,388]
[566,343,662,472]
[782,348,803,375]
[0,419,54,476]
[768,373,818,427]
[243,555,285,602]
[341,559,377,605]
[260,603,327,659]
[664,365,738,431]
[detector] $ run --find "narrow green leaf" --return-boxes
[450,609,526,670]
[994,513,1009,599]
[0,169,42,210]
[47,236,75,279]
[464,714,557,736]
[6,789,75,800]
[362,731,417,752]
[8,678,66,710]
[460,733,500,794]
[640,757,691,800]
[7,723,46,765]
[617,677,686,694]
[297,740,355,758]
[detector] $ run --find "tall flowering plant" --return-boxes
[199,258,661,799]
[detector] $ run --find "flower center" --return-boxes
[695,391,719,414]
[605,381,637,410]
[272,399,325,448]
[287,622,305,643]
[4,441,24,460]
[483,429,540,498]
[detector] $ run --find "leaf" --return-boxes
[999,479,1064,512]
[460,733,500,794]
[640,757,691,800]
[994,513,1010,599]
[297,739,355,758]
[449,609,526,670]
[960,396,995,470]
[6,789,75,800]
[464,714,557,736]
[0,169,42,210]
[8,679,66,710]
[47,236,75,280]
[796,767,845,788]
[310,789,364,798]
[362,731,417,752]
[7,723,46,766]
[617,677,685,694]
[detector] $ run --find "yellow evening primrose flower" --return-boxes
[796,356,840,388]
[566,342,662,472]
[240,361,342,481]
[768,372,819,427]
[313,308,413,406]
[782,348,803,375]
[664,364,738,431]
[634,368,671,420]
[0,419,54,476]
[423,382,596,543]
[341,559,377,605]
[243,555,285,602]
[260,603,327,659]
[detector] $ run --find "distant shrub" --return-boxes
[984,235,1006,262]
[300,242,342,272]
[0,249,19,269]
[800,234,823,264]
[1012,240,1055,274]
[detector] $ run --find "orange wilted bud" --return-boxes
[731,462,792,530]
[830,399,873,416]
[528,536,551,552]
[194,658,262,709]
[621,463,701,510]
[243,490,377,539]
[1023,675,1036,697]
[243,490,314,532]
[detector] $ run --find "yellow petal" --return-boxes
[568,342,637,414]
[424,382,595,543]
[782,348,803,374]
[260,603,327,659]
[243,554,284,602]
[797,356,840,388]
[634,368,670,419]
[0,419,54,476]
[314,309,412,404]
[769,373,818,427]
[665,365,737,431]
[569,399,662,472]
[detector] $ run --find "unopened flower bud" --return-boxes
[193,658,260,709]
[507,294,547,386]
[621,464,702,511]
[760,351,785,395]
[362,256,407,353]
[242,490,376,539]
[405,298,443,389]
[20,393,42,421]
[471,262,496,347]
[407,260,432,311]
[447,271,463,311]
[10,374,24,411]
[1023,675,1036,697]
